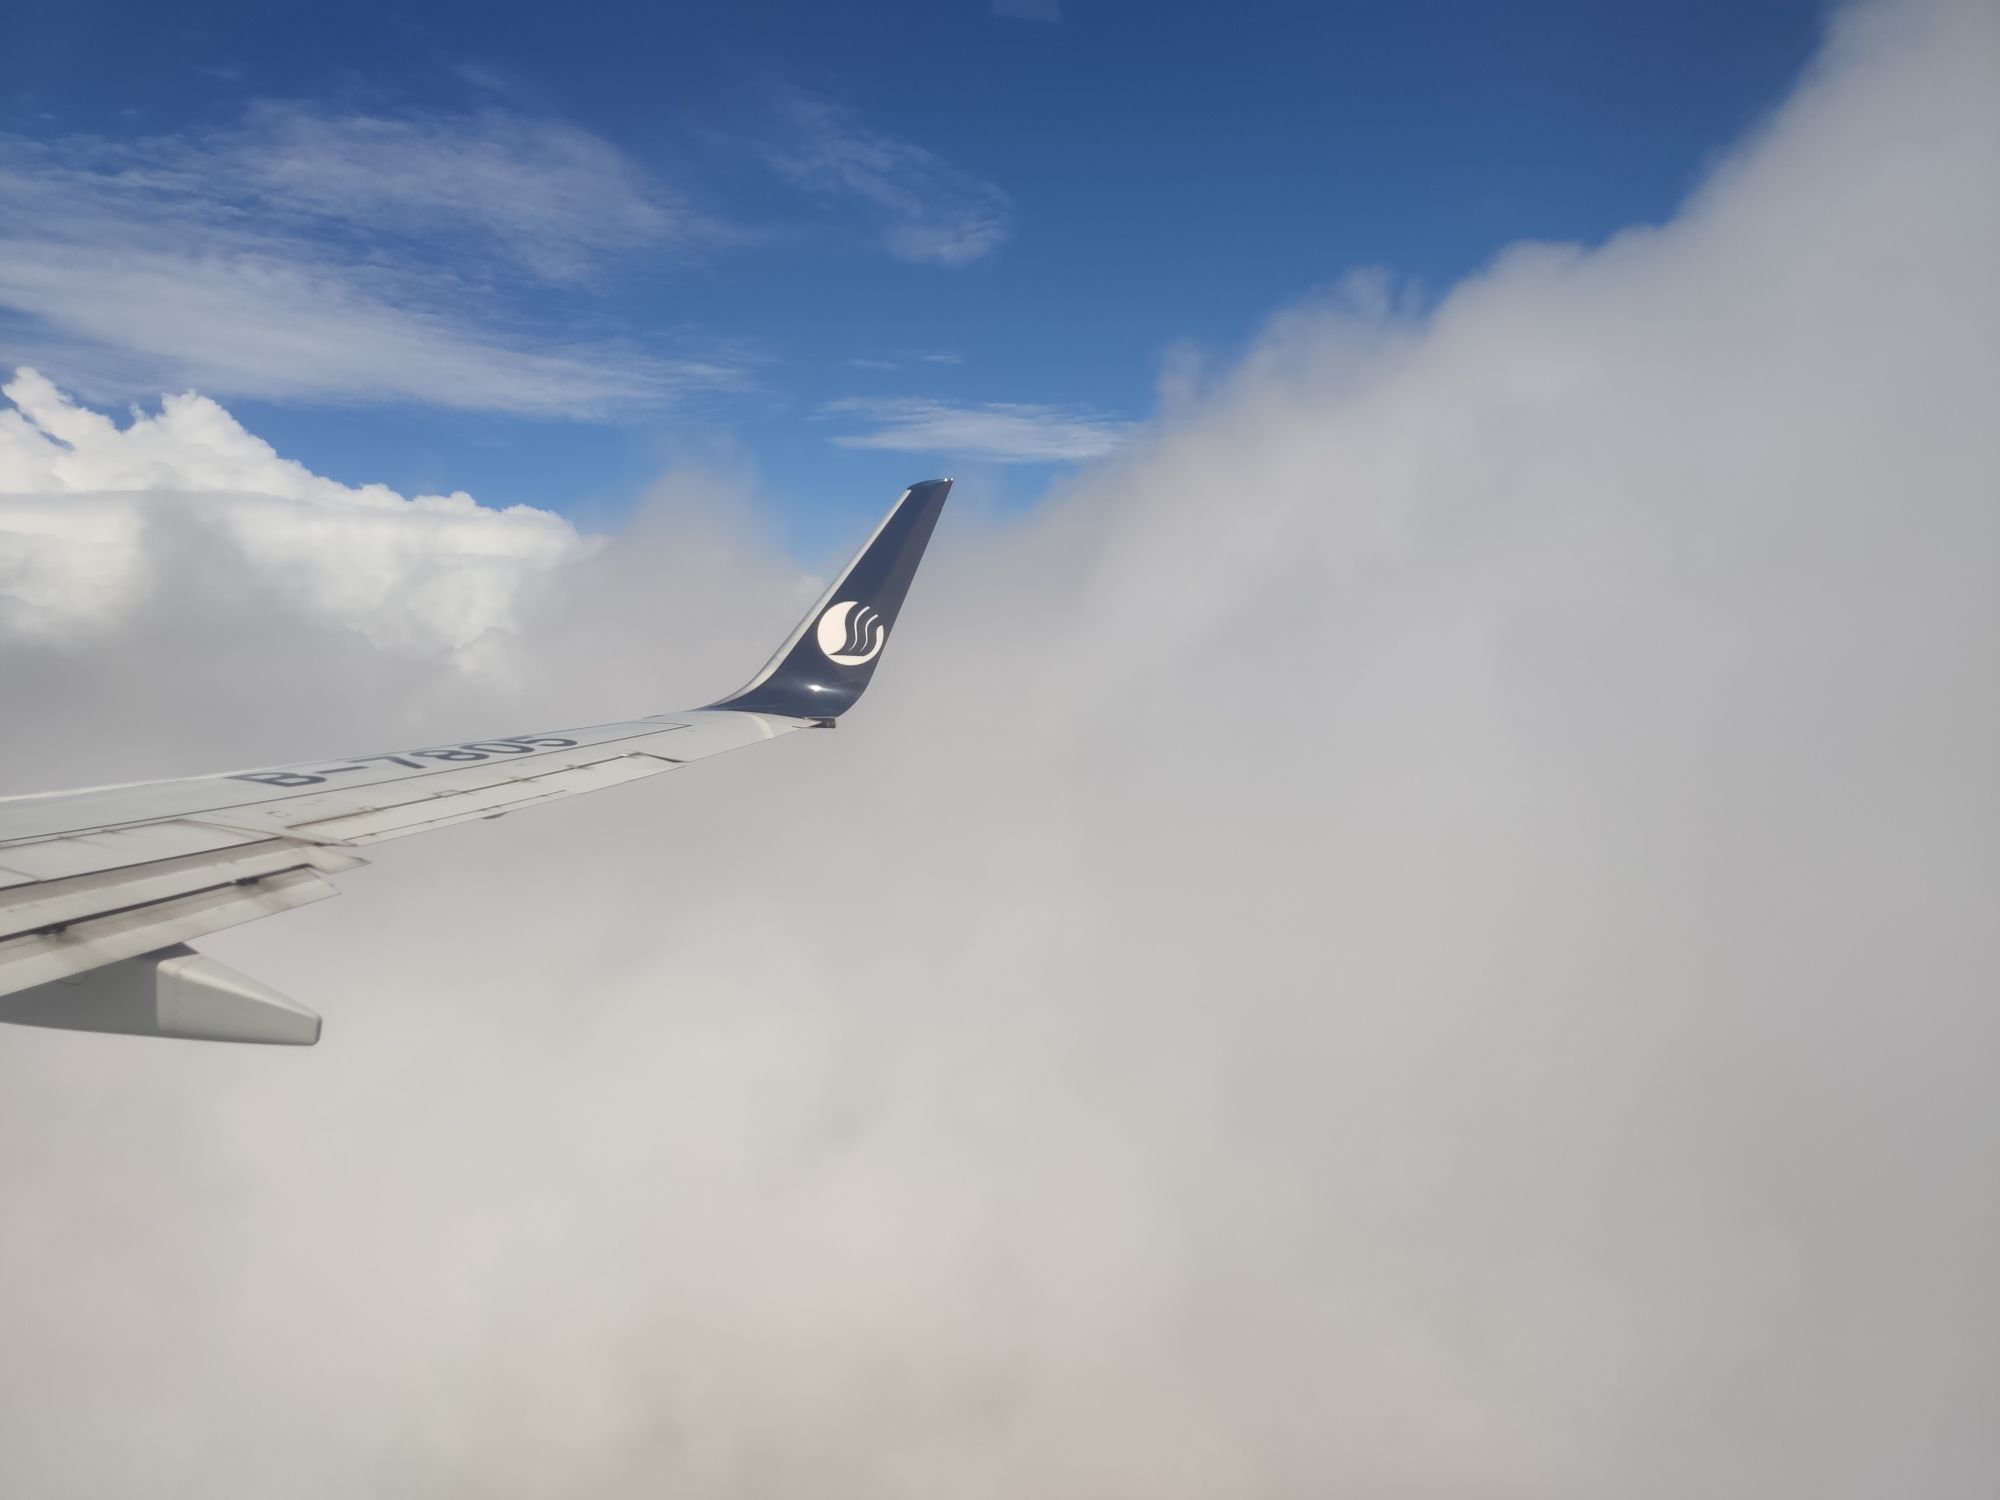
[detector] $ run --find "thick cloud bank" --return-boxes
[0,368,587,655]
[1,2,1995,1496]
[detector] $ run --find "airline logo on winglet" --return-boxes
[816,600,886,665]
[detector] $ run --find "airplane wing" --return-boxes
[0,478,952,1046]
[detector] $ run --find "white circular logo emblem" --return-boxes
[816,600,886,665]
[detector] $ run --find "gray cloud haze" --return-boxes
[1,1,1996,1495]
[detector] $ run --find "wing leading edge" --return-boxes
[0,479,952,1044]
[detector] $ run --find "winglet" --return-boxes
[711,479,952,720]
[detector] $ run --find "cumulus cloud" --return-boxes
[1,1,1996,1495]
[762,85,1012,266]
[825,396,1135,461]
[0,367,588,655]
[0,104,741,415]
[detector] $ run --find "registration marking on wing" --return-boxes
[223,728,688,790]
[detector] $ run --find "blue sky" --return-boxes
[2,0,1824,555]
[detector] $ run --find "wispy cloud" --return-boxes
[0,245,739,416]
[762,85,1011,267]
[0,105,744,416]
[225,102,723,283]
[841,350,964,372]
[824,396,1134,461]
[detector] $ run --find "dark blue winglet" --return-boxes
[711,479,952,720]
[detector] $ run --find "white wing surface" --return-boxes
[0,479,952,1045]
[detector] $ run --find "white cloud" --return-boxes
[825,396,1135,461]
[841,351,965,373]
[0,1,1996,1493]
[763,85,1012,266]
[0,105,742,415]
[224,102,719,283]
[0,246,731,417]
[0,367,589,654]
